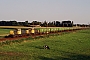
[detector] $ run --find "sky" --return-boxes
[0,0,90,24]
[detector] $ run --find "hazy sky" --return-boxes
[0,0,90,24]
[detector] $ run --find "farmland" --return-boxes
[0,28,12,37]
[0,28,90,60]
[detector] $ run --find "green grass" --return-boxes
[0,28,12,37]
[0,29,90,60]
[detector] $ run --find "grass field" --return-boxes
[0,29,90,60]
[0,28,12,37]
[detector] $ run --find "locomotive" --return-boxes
[5,28,39,38]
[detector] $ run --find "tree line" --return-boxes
[0,20,89,27]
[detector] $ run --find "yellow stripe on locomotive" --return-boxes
[17,29,21,34]
[10,30,14,35]
[31,29,35,33]
[26,30,29,34]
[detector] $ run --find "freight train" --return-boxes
[4,27,89,38]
